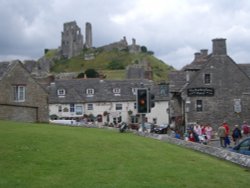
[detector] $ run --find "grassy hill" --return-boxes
[0,120,249,188]
[48,48,174,81]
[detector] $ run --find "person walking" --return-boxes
[218,124,226,147]
[222,121,230,147]
[241,121,250,138]
[205,124,213,142]
[232,125,242,145]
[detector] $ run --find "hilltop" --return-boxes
[34,21,175,82]
[46,47,174,82]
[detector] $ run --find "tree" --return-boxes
[85,69,99,78]
[77,72,85,78]
[141,46,148,53]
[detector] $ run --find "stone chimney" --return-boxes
[194,52,201,61]
[212,38,227,55]
[200,49,208,57]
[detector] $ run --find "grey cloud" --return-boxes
[1,0,250,69]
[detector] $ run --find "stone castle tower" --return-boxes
[61,21,93,58]
[85,22,92,49]
[61,21,84,58]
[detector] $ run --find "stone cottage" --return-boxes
[169,38,250,131]
[0,60,49,122]
[48,79,169,125]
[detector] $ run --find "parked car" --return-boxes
[138,122,155,133]
[152,124,169,134]
[229,137,250,156]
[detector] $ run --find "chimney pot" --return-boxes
[200,49,208,56]
[212,38,227,55]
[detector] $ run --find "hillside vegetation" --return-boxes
[49,48,174,81]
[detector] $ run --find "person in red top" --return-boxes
[222,121,230,147]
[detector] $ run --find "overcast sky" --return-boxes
[1,0,250,70]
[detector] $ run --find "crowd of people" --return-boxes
[184,123,213,144]
[218,120,250,147]
[185,120,250,147]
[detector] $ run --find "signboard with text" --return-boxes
[187,87,215,97]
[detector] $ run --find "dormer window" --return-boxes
[86,88,94,95]
[113,88,121,94]
[57,89,65,96]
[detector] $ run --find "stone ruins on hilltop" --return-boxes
[21,20,144,78]
[61,21,93,58]
[60,21,140,59]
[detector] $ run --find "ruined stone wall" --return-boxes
[100,37,128,51]
[85,22,92,49]
[61,21,83,58]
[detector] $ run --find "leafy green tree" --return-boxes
[77,72,85,78]
[141,46,148,53]
[85,69,99,78]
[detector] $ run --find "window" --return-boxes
[204,74,211,84]
[134,102,137,109]
[57,89,65,96]
[87,104,93,110]
[13,85,26,102]
[70,104,75,112]
[196,100,203,112]
[86,88,94,95]
[75,105,83,115]
[58,105,62,112]
[131,116,139,123]
[113,88,121,94]
[116,104,122,110]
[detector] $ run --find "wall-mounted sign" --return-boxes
[187,87,214,97]
[234,99,241,113]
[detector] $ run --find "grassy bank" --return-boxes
[0,120,249,188]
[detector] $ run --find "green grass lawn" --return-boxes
[0,120,249,188]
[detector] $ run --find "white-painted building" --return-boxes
[49,79,170,125]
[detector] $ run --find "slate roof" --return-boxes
[168,71,186,93]
[238,64,250,78]
[0,61,17,80]
[49,79,169,104]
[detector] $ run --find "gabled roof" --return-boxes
[49,79,169,104]
[0,60,49,94]
[168,71,186,92]
[238,64,250,78]
[0,61,17,80]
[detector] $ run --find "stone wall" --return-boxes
[61,21,83,58]
[0,62,49,122]
[135,132,250,168]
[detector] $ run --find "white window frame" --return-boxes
[86,88,94,95]
[87,103,93,110]
[13,85,26,102]
[75,105,83,115]
[70,104,75,112]
[113,88,121,94]
[116,103,122,110]
[57,89,66,96]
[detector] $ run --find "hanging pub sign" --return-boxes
[187,87,215,97]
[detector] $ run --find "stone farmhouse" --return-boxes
[0,60,49,122]
[49,79,169,125]
[169,38,250,131]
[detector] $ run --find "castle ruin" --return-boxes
[85,22,92,49]
[61,21,93,58]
